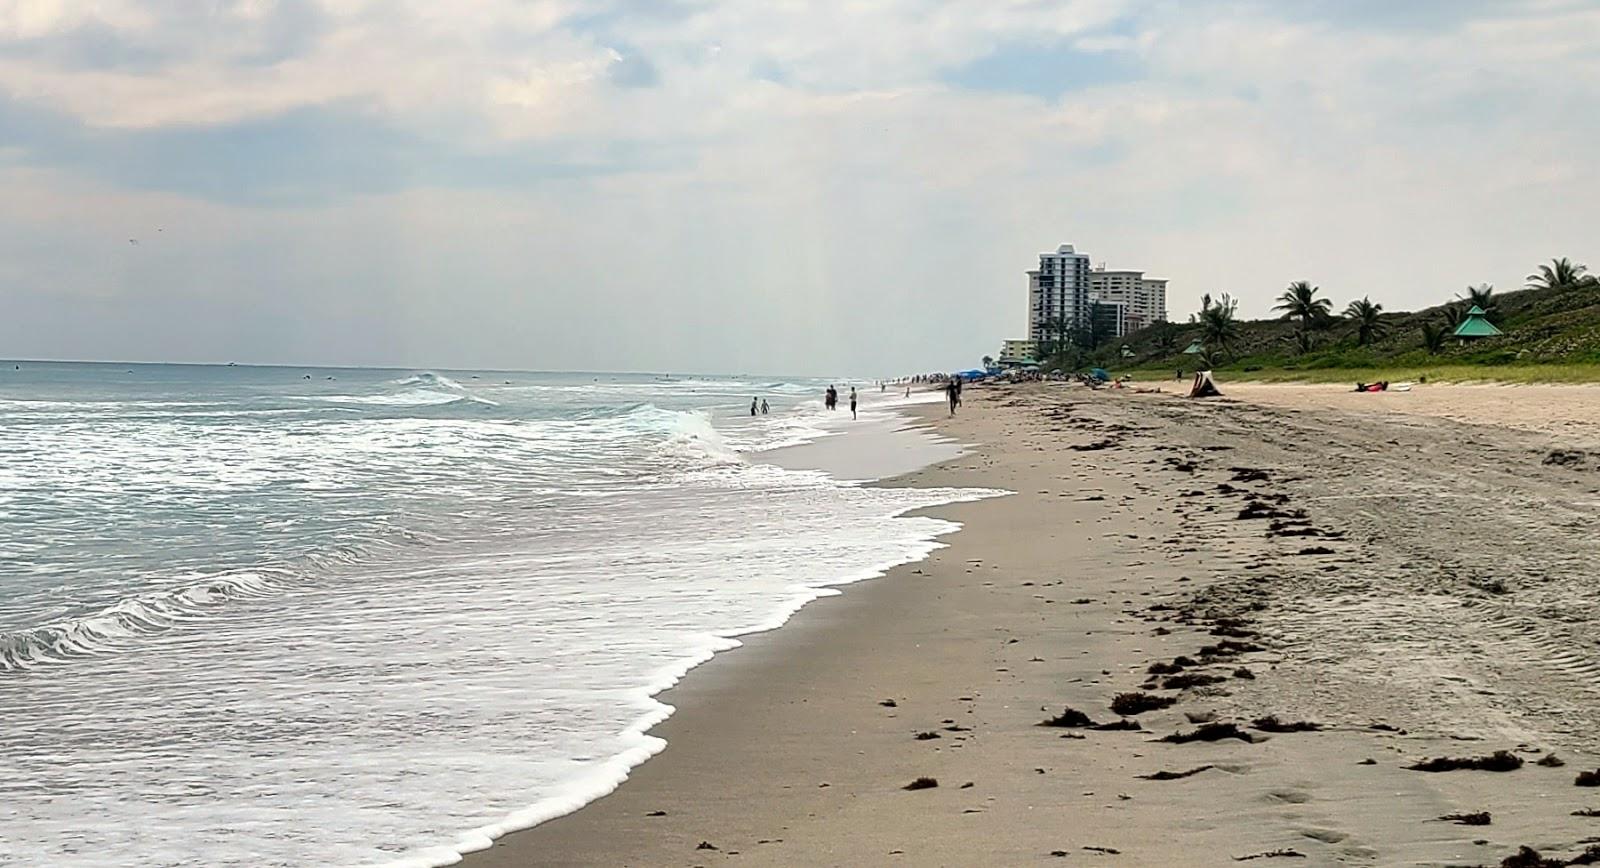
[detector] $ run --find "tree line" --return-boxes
[1180,256,1597,362]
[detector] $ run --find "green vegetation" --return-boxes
[1086,257,1600,384]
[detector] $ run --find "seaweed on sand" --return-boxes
[1111,692,1176,716]
[1161,722,1256,744]
[903,777,939,790]
[1407,751,1524,772]
[1162,672,1228,690]
[1138,765,1214,781]
[1039,708,1094,728]
[1198,640,1263,659]
[1251,715,1322,733]
[1439,811,1491,825]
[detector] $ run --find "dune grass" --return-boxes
[1126,364,1600,385]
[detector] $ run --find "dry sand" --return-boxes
[462,383,1600,867]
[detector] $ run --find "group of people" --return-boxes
[749,397,769,415]
[824,384,859,419]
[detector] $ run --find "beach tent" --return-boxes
[1183,340,1205,355]
[1188,370,1223,398]
[1453,305,1503,339]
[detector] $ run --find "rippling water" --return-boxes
[0,362,988,866]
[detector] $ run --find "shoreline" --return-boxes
[430,395,994,867]
[460,382,1600,866]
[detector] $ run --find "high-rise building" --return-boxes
[1089,267,1168,335]
[1091,300,1128,342]
[1028,244,1092,346]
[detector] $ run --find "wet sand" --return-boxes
[462,382,1600,867]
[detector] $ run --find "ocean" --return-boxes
[0,362,990,866]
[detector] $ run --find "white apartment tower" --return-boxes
[1028,244,1093,344]
[1089,267,1169,333]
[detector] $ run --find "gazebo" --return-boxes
[1453,305,1503,340]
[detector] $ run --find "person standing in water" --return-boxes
[750,397,758,416]
[849,387,858,420]
[760,398,769,415]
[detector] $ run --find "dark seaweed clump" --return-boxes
[1038,708,1094,728]
[1440,811,1491,825]
[1162,722,1256,744]
[1252,715,1322,733]
[1111,692,1177,716]
[1162,672,1228,690]
[1577,769,1600,787]
[1407,751,1523,772]
[1497,844,1600,866]
[1139,765,1213,781]
[903,777,939,790]
[1198,640,1263,659]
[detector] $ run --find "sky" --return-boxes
[2,0,1598,375]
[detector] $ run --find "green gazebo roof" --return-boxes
[1453,305,1503,338]
[1182,340,1205,354]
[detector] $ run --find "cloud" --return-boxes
[0,95,670,205]
[941,38,1144,99]
[1,0,1598,373]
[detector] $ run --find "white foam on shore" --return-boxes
[377,403,1001,868]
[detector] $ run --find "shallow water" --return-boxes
[0,363,990,866]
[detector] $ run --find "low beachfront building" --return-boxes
[999,339,1037,366]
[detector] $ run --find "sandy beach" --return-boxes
[463,382,1600,867]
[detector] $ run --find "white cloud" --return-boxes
[1,0,1598,371]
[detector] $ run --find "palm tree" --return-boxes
[1273,281,1333,330]
[1420,322,1447,354]
[1199,294,1239,358]
[1152,322,1180,354]
[981,355,995,370]
[1344,296,1387,346]
[1283,328,1315,355]
[1455,284,1500,324]
[1440,303,1466,331]
[1526,258,1599,291]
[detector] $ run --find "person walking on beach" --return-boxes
[849,387,858,420]
[945,378,959,416]
[760,398,769,415]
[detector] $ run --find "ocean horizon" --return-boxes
[0,361,991,866]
